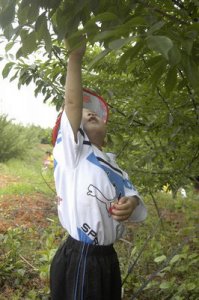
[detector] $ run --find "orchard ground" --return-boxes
[0,144,198,300]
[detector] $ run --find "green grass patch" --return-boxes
[0,182,36,195]
[0,145,55,197]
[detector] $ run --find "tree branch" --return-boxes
[138,0,190,25]
[178,68,199,123]
[122,218,163,286]
[141,57,174,118]
[149,191,164,229]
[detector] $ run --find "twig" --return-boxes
[156,87,174,117]
[138,0,190,25]
[40,170,56,195]
[149,191,164,229]
[51,46,66,68]
[117,140,131,158]
[122,218,162,286]
[120,238,133,246]
[108,103,126,117]
[178,68,199,123]
[142,57,174,118]
[19,254,39,271]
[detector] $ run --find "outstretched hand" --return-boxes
[110,196,139,222]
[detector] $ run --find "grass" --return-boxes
[0,145,198,300]
[0,144,55,197]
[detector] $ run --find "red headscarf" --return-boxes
[52,89,108,146]
[52,111,63,146]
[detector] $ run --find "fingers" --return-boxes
[110,196,139,221]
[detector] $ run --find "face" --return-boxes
[82,108,107,141]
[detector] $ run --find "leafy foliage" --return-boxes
[0,115,36,162]
[0,1,199,193]
[1,0,199,92]
[0,115,51,162]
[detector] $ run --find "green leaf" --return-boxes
[44,31,52,53]
[145,55,162,68]
[182,38,194,55]
[109,36,136,50]
[92,30,117,42]
[160,281,172,289]
[17,1,29,25]
[165,67,177,95]
[150,59,167,88]
[186,283,196,291]
[16,47,23,59]
[85,12,119,28]
[2,62,14,78]
[40,0,62,9]
[27,1,39,24]
[35,12,52,51]
[0,0,15,29]
[22,31,37,56]
[60,73,66,86]
[147,21,165,35]
[18,0,39,25]
[146,35,173,60]
[3,24,15,40]
[9,70,19,82]
[130,246,137,257]
[5,41,15,52]
[182,55,199,91]
[127,16,146,27]
[188,22,199,32]
[88,49,111,69]
[154,255,166,263]
[35,13,47,41]
[119,41,143,67]
[168,44,181,66]
[169,254,181,265]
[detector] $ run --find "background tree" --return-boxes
[0,0,199,196]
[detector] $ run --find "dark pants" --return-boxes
[50,235,121,300]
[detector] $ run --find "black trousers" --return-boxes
[50,235,122,300]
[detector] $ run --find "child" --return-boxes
[50,40,147,300]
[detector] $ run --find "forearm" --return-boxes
[65,54,83,112]
[64,41,86,139]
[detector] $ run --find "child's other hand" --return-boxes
[111,196,139,221]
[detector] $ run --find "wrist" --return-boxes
[131,196,140,207]
[69,53,84,61]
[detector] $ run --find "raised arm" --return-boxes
[64,40,86,142]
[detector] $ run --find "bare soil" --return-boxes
[0,175,56,233]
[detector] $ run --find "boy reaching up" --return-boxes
[50,39,147,300]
